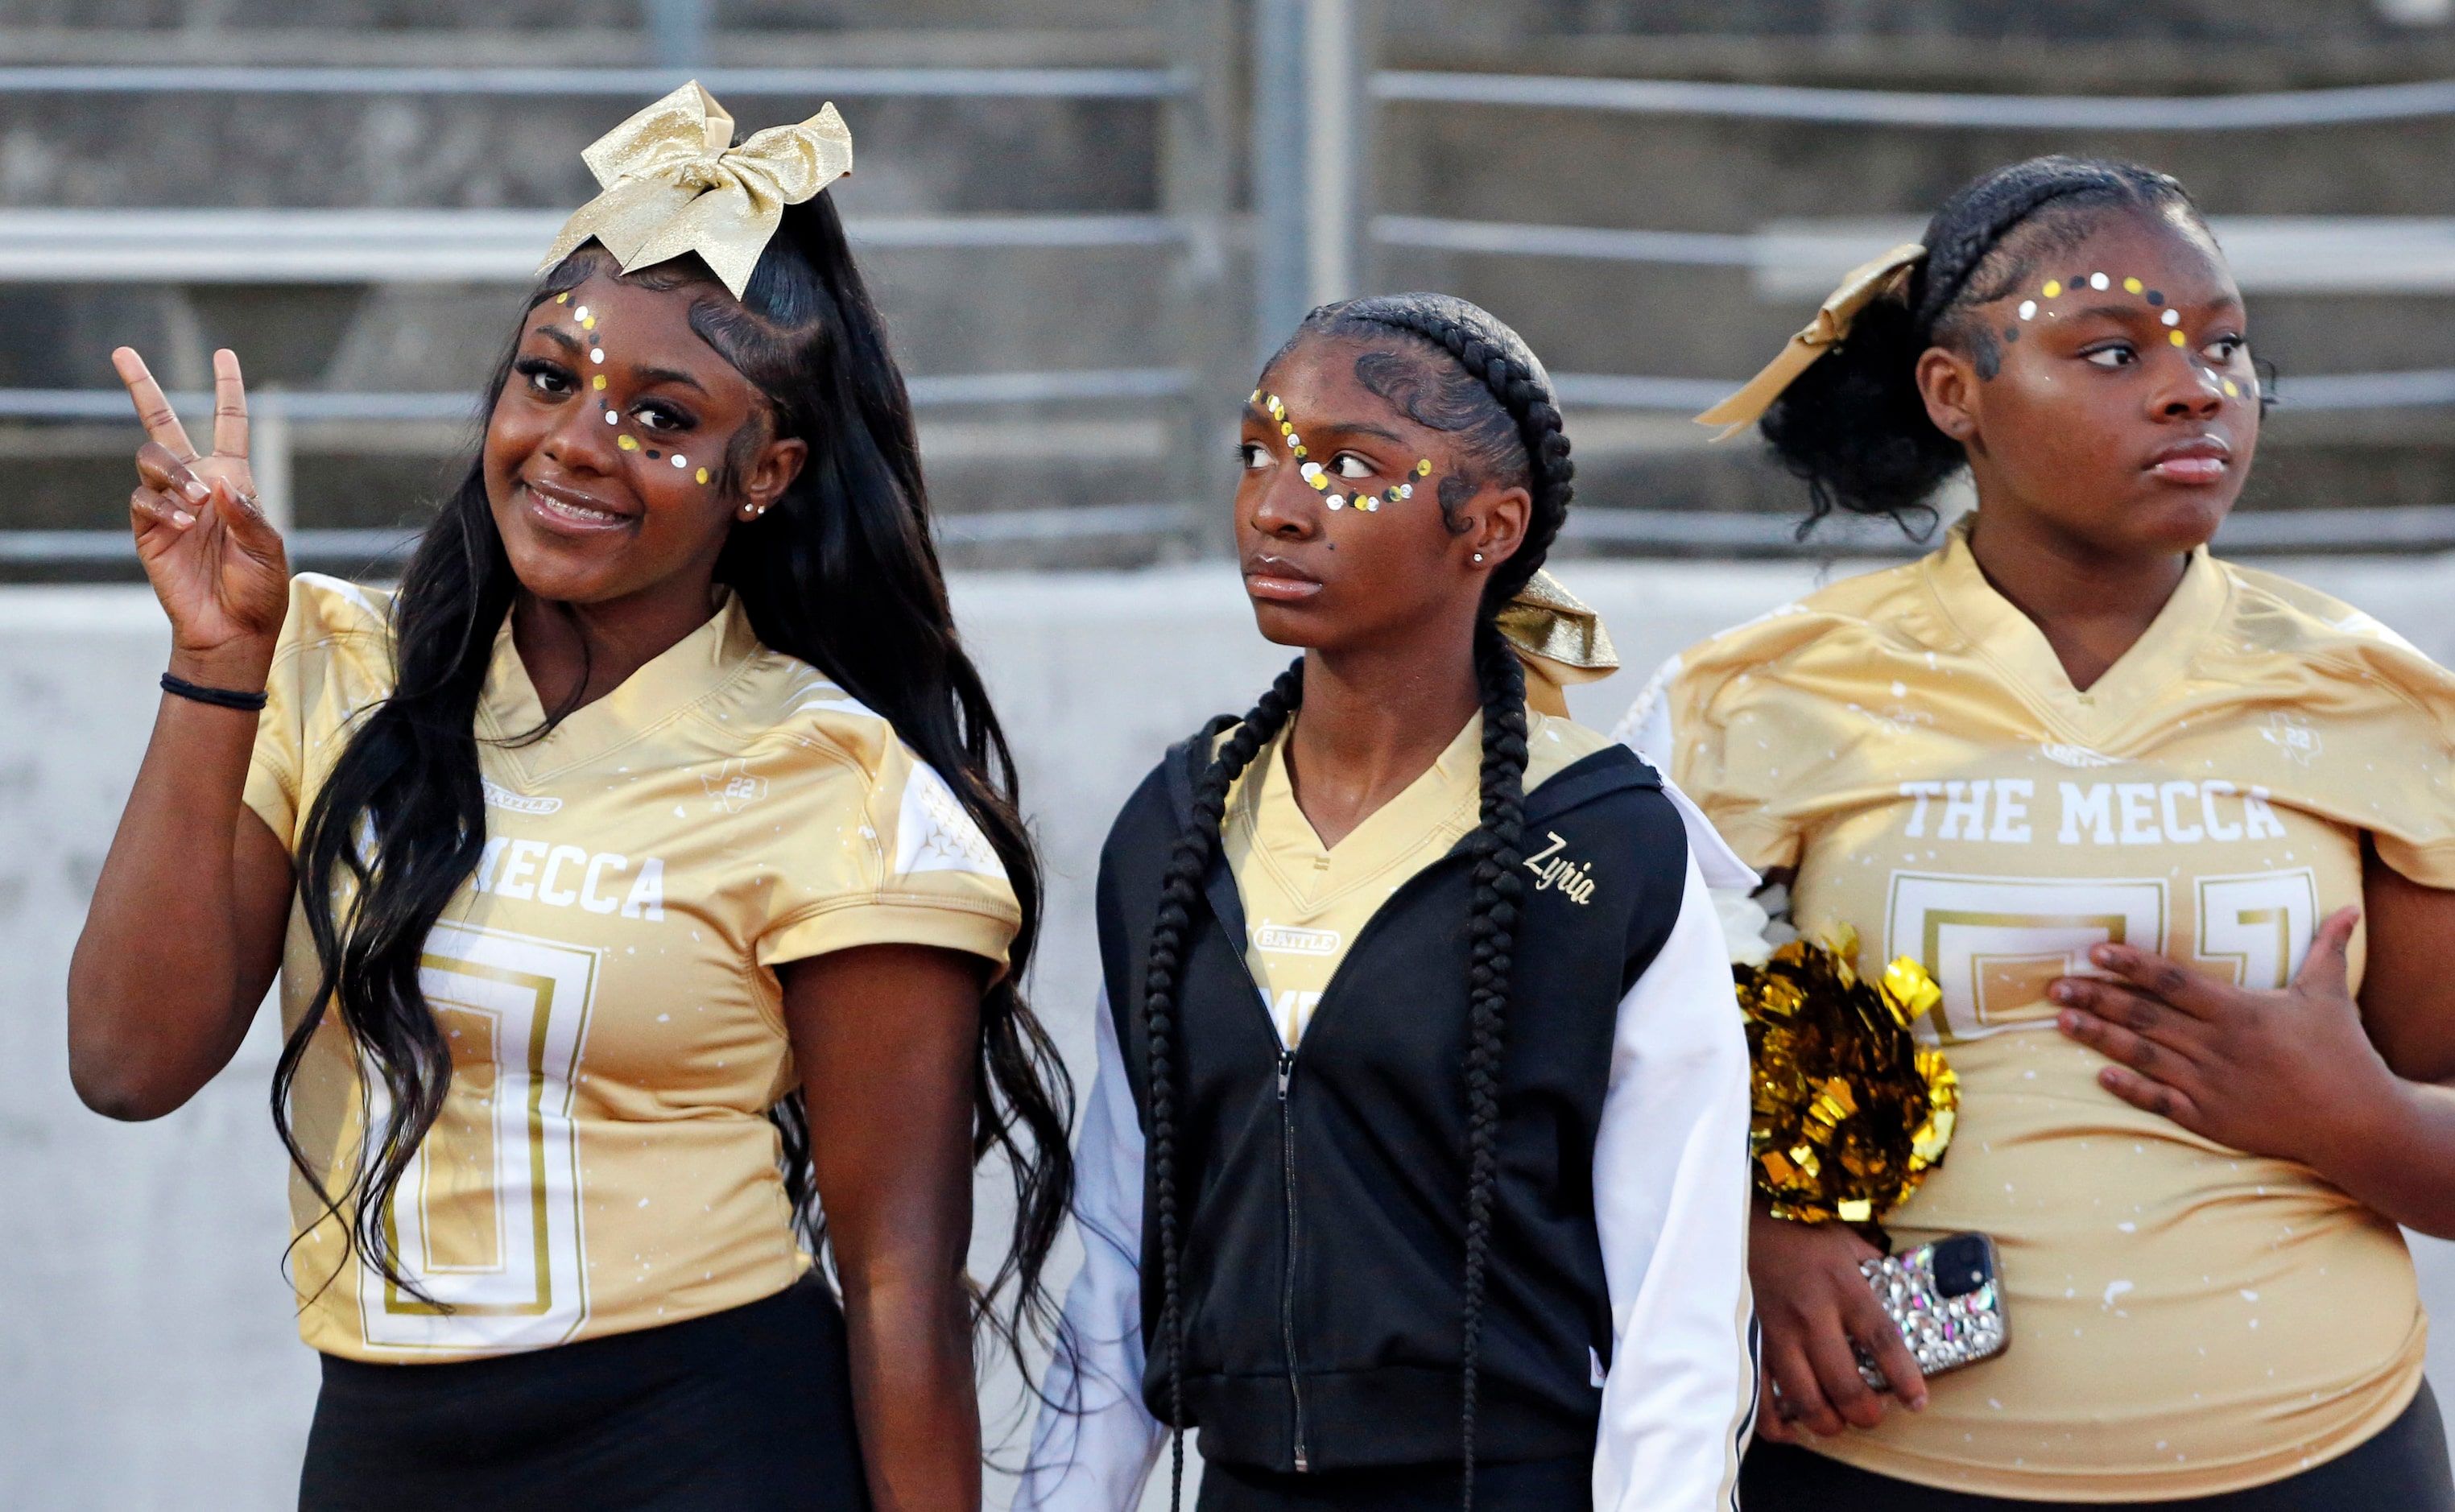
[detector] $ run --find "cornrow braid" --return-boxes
[1457,619,1530,1510]
[1143,657,1304,1510]
[1289,292,1574,613]
[1762,155,2208,531]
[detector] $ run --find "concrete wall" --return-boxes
[8,556,2455,1507]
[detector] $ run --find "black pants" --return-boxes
[1742,1378,2453,1510]
[1196,1455,1587,1510]
[299,1274,868,1511]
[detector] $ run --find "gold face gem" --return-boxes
[617,433,639,451]
[695,466,710,485]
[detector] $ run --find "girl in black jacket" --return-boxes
[1020,295,1757,1511]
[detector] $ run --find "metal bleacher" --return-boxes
[2,18,2453,563]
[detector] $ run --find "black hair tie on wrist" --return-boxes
[160,672,268,712]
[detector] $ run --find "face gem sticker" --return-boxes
[2123,277,2144,294]
[2089,272,2110,291]
[2041,280,2063,299]
[695,467,710,484]
[617,434,639,452]
[603,408,619,424]
[590,347,605,364]
[2018,300,2038,320]
[2162,308,2181,326]
[671,453,689,469]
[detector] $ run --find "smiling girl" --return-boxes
[67,87,1070,1510]
[1018,295,1757,1511]
[1624,155,2455,1508]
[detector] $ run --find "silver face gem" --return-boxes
[2089,272,2110,291]
[2162,308,2181,326]
[2017,300,2037,320]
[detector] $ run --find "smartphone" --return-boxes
[1853,1231,2009,1392]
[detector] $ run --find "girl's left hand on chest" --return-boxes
[2049,908,2395,1163]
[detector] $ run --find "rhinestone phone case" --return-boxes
[1854,1231,2009,1391]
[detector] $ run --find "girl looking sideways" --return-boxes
[68,85,1070,1512]
[1019,294,1758,1512]
[1625,155,2455,1509]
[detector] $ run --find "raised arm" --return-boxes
[68,347,295,1121]
[785,942,991,1511]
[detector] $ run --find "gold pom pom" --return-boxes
[1738,932,1957,1225]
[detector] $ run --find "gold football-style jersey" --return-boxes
[1651,520,2455,1500]
[1224,711,1614,1047]
[246,576,1020,1363]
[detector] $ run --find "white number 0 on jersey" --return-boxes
[1885,870,2315,1043]
[356,921,602,1352]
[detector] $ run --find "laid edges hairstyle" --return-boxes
[1139,293,1568,1510]
[276,193,1075,1394]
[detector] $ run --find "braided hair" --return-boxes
[1763,155,2210,533]
[1139,293,1570,1509]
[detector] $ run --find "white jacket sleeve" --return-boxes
[1015,989,1167,1512]
[1589,849,1759,1512]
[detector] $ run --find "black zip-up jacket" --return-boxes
[1093,725,1693,1471]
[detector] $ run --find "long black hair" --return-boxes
[1763,155,2222,534]
[1139,293,1573,1510]
[273,188,1075,1378]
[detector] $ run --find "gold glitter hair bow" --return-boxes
[1497,569,1619,718]
[539,81,854,300]
[1692,242,1927,441]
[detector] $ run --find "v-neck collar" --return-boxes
[1242,712,1483,910]
[1922,514,2230,742]
[478,590,763,782]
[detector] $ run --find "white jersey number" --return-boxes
[2196,870,2318,990]
[1886,873,2167,1042]
[357,921,601,1352]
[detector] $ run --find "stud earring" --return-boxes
[1473,552,1485,563]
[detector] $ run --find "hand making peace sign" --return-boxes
[111,345,290,683]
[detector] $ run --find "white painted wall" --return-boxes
[6,556,2455,1509]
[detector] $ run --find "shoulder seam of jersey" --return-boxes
[764,888,1023,933]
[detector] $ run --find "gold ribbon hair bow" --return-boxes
[1692,242,1926,441]
[1497,569,1620,718]
[539,81,854,300]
